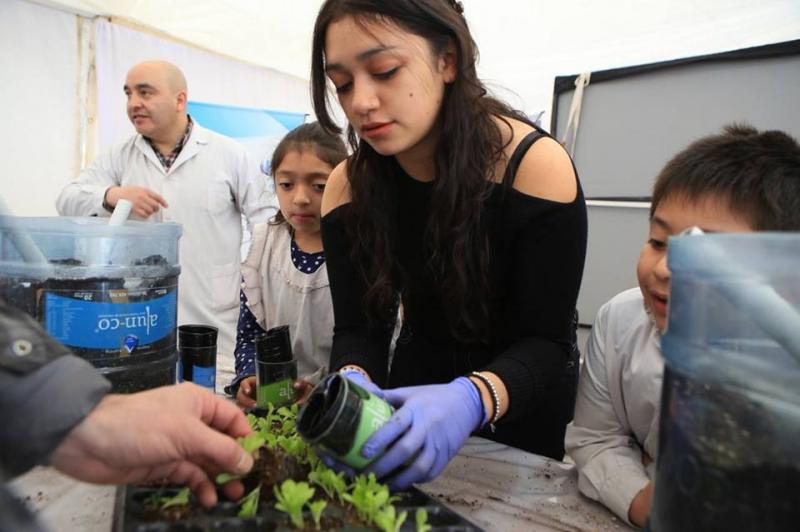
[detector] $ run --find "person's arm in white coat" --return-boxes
[55,149,122,217]
[56,146,168,219]
[231,148,272,230]
[564,303,651,526]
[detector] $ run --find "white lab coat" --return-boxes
[564,288,663,525]
[56,122,271,373]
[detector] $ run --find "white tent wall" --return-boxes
[3,0,799,217]
[33,0,324,81]
[34,0,800,120]
[2,0,313,217]
[93,19,311,156]
[465,0,800,122]
[1,0,80,216]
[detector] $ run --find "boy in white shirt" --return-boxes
[565,124,800,527]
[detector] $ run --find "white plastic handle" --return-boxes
[109,199,132,226]
[0,196,49,264]
[680,229,800,364]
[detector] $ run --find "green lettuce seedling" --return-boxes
[342,473,397,523]
[305,445,321,470]
[260,430,279,450]
[259,404,298,436]
[237,486,261,518]
[275,405,298,434]
[150,487,190,510]
[374,505,408,532]
[307,499,327,530]
[274,479,315,528]
[308,468,348,502]
[277,434,310,461]
[415,508,432,532]
[238,432,267,454]
[215,472,239,484]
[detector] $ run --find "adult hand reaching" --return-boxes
[49,383,254,507]
[105,185,168,218]
[362,377,484,490]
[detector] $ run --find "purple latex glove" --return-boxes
[317,451,359,478]
[361,377,485,491]
[339,369,384,398]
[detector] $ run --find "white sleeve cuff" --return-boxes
[598,459,651,526]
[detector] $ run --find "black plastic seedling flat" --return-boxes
[113,483,484,532]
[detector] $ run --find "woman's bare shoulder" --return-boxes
[321,161,352,216]
[497,117,577,203]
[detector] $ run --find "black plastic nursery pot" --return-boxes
[178,324,218,391]
[255,325,297,409]
[112,483,484,531]
[297,373,394,470]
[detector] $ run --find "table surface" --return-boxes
[10,436,631,532]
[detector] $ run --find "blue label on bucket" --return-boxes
[44,291,177,349]
[192,366,216,390]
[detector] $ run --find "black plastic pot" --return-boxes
[255,325,297,408]
[255,325,292,363]
[297,373,393,469]
[178,324,218,391]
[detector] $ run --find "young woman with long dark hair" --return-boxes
[313,0,587,490]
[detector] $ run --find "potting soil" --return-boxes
[650,366,800,531]
[0,256,179,393]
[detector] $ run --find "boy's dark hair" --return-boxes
[651,124,800,230]
[270,122,348,225]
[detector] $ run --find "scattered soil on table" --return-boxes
[429,492,483,511]
[22,491,45,504]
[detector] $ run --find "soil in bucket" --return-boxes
[0,256,179,393]
[651,365,800,531]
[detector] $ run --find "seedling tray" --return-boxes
[112,483,483,531]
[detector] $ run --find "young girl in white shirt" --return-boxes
[225,122,348,407]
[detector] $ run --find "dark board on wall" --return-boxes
[550,40,800,326]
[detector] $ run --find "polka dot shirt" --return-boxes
[290,239,325,274]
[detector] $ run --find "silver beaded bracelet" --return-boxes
[469,371,501,432]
